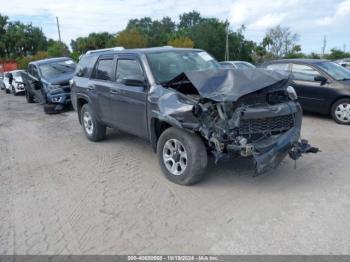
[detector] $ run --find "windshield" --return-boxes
[12,71,22,77]
[317,61,350,81]
[146,51,220,83]
[40,60,76,79]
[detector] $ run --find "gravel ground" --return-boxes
[0,93,350,255]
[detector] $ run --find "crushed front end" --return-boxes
[162,68,318,174]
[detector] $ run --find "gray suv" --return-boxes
[71,47,317,185]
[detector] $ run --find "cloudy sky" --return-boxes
[1,0,350,53]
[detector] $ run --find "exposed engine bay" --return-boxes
[151,68,319,174]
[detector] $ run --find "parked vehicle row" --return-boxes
[0,70,25,95]
[260,59,350,125]
[334,58,350,70]
[24,57,76,113]
[2,57,76,114]
[219,60,256,69]
[12,49,350,186]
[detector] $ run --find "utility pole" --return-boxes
[321,35,326,58]
[225,24,229,61]
[56,16,62,42]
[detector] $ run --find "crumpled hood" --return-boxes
[43,72,75,85]
[167,68,291,102]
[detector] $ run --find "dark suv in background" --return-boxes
[261,59,350,125]
[71,47,317,185]
[24,57,76,114]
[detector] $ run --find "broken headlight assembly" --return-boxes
[287,86,298,100]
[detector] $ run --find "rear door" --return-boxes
[89,55,116,124]
[291,63,331,113]
[109,54,148,138]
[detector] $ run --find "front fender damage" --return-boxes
[150,68,319,174]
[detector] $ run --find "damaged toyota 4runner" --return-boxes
[71,47,318,185]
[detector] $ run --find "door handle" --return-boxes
[87,85,95,91]
[110,89,120,94]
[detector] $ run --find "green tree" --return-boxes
[265,25,299,58]
[168,37,194,48]
[70,32,114,54]
[48,40,70,57]
[16,51,49,69]
[115,29,147,48]
[1,19,47,59]
[178,11,202,33]
[326,48,350,60]
[190,18,227,61]
[0,14,9,57]
[126,17,175,47]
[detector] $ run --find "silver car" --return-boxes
[220,61,256,69]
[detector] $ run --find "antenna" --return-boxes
[56,16,62,42]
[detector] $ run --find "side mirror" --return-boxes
[314,75,327,85]
[122,75,146,86]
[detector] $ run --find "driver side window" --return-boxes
[292,64,321,81]
[29,65,39,79]
[116,59,144,84]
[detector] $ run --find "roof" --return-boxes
[84,47,203,57]
[265,58,329,64]
[220,61,251,64]
[29,57,72,66]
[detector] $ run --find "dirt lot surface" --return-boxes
[0,93,350,255]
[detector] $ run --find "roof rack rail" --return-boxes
[86,47,124,55]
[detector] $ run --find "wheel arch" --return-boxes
[76,96,90,124]
[329,96,350,115]
[150,118,173,152]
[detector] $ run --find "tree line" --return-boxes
[0,12,349,69]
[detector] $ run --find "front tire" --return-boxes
[331,99,350,125]
[5,89,10,94]
[80,104,106,141]
[157,127,208,185]
[25,90,34,103]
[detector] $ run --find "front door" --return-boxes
[109,55,148,138]
[291,63,331,114]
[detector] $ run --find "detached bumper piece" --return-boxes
[253,128,319,174]
[289,139,320,160]
[43,103,65,114]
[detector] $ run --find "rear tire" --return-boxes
[5,89,10,94]
[25,90,34,103]
[157,127,208,185]
[80,103,106,142]
[331,98,350,125]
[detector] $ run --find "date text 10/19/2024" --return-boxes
[127,255,220,261]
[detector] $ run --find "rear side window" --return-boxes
[76,56,92,78]
[292,64,321,81]
[266,63,289,71]
[93,59,115,81]
[116,59,144,84]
